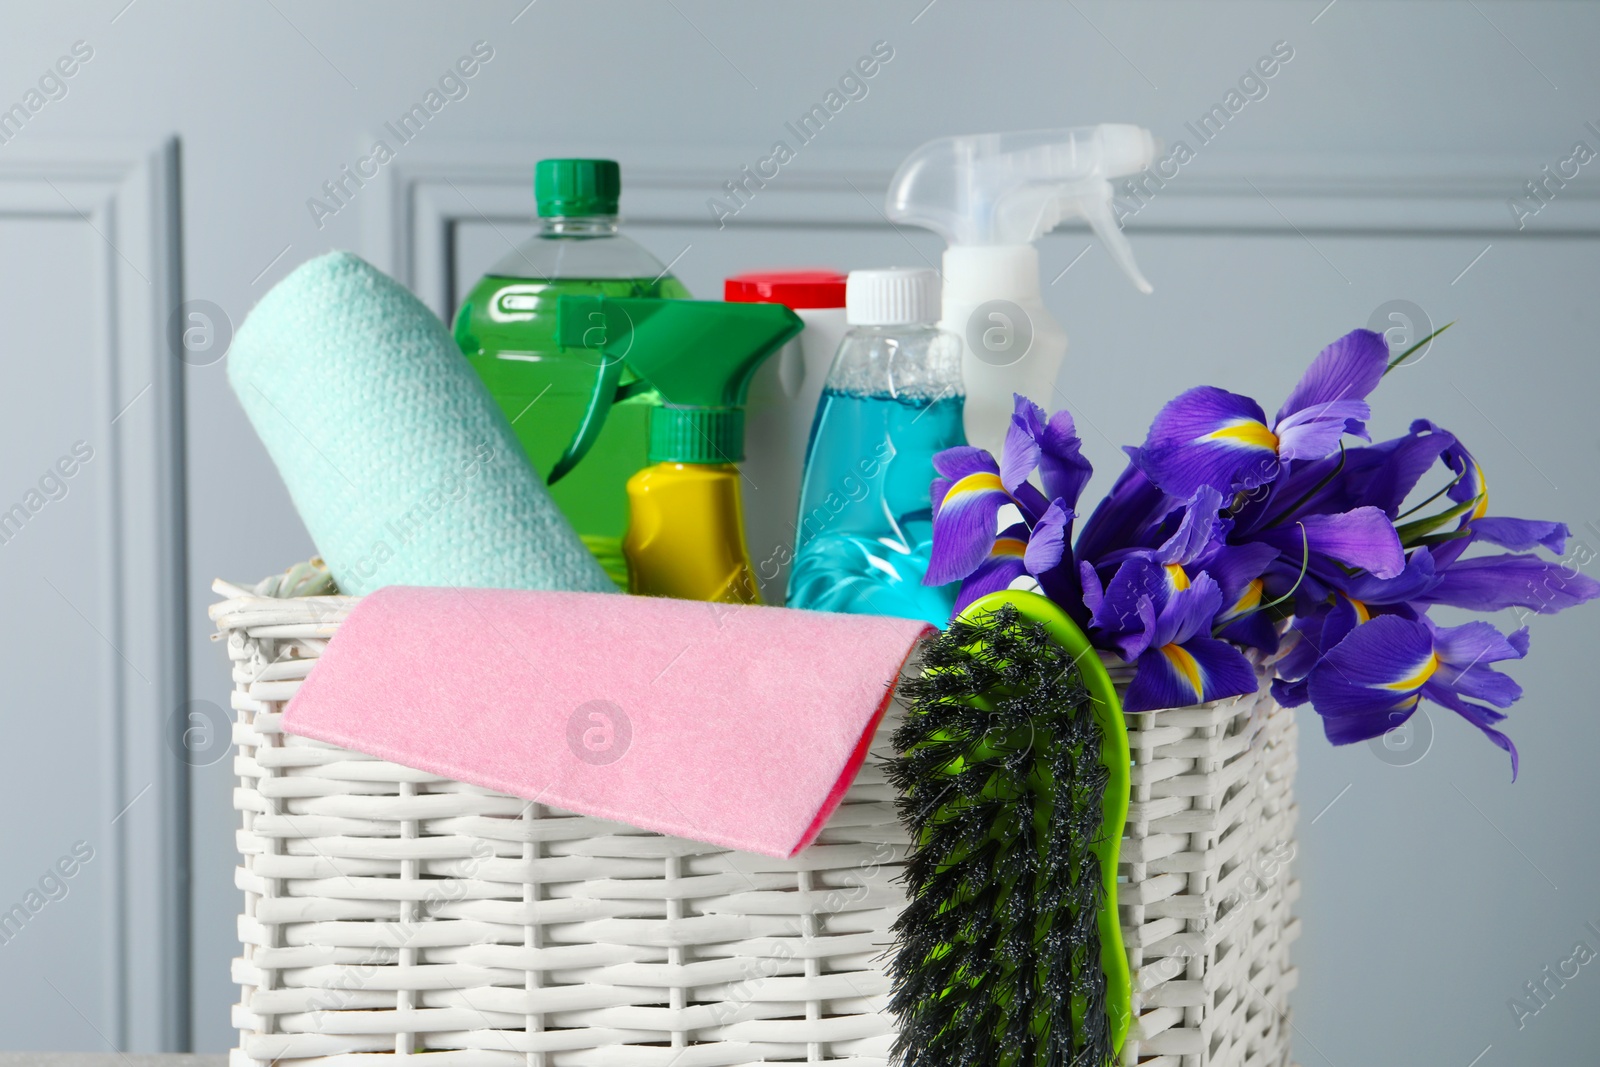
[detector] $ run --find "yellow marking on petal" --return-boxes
[1223,578,1263,620]
[992,537,1026,559]
[947,471,1004,501]
[1346,596,1371,624]
[1159,643,1205,701]
[1165,563,1191,592]
[1203,419,1279,452]
[1380,651,1439,692]
[1472,462,1489,519]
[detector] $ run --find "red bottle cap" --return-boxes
[724,270,847,310]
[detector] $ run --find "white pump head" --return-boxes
[885,125,1157,293]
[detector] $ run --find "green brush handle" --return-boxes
[957,588,1132,1055]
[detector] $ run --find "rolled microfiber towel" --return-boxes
[229,251,612,595]
[282,586,933,857]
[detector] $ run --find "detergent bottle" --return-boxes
[453,159,690,587]
[885,126,1157,454]
[786,268,966,626]
[724,270,850,601]
[555,296,802,603]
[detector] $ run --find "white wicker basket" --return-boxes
[1107,665,1301,1066]
[213,577,1299,1067]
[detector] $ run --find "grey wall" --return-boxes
[1,0,1598,1059]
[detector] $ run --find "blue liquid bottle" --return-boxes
[786,268,965,625]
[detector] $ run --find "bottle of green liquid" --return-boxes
[453,159,690,586]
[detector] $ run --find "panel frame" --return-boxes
[0,137,188,1051]
[362,141,1600,320]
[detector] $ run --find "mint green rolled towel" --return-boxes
[229,251,613,595]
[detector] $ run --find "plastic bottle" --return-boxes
[554,295,803,604]
[452,158,690,587]
[786,268,966,626]
[885,126,1157,454]
[724,270,850,602]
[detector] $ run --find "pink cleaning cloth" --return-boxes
[281,585,932,858]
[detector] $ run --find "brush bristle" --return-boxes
[887,603,1113,1067]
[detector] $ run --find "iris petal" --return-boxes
[1255,507,1406,579]
[1001,393,1095,511]
[1413,418,1488,514]
[1136,386,1279,498]
[1466,517,1569,555]
[1157,485,1226,566]
[1206,420,1279,450]
[1358,423,1460,518]
[1123,635,1257,712]
[1093,558,1168,657]
[1271,676,1311,708]
[1423,685,1520,780]
[1038,408,1094,509]
[1010,481,1052,527]
[1379,651,1440,691]
[1273,608,1332,683]
[1024,500,1070,575]
[925,468,1010,586]
[1431,618,1528,669]
[1337,547,1439,605]
[1204,542,1279,612]
[1079,559,1105,614]
[1306,615,1435,719]
[932,445,1000,482]
[1218,577,1263,621]
[1076,458,1175,565]
[1321,703,1419,746]
[1000,396,1045,493]
[1276,328,1388,427]
[1216,607,1280,655]
[1304,611,1523,777]
[952,523,1030,614]
[1274,399,1372,461]
[1418,553,1600,614]
[1436,663,1523,708]
[1156,571,1225,649]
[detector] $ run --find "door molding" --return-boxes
[0,137,188,1050]
[363,141,1600,317]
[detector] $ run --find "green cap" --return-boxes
[556,297,802,465]
[535,159,620,217]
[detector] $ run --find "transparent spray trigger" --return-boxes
[1078,179,1153,295]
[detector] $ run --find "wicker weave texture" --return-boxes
[214,583,1297,1067]
[1108,661,1301,1067]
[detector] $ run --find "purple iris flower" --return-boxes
[1107,569,1259,713]
[1084,487,1265,710]
[950,508,1069,614]
[1086,486,1276,643]
[1306,613,1529,779]
[1134,329,1388,499]
[922,324,1597,775]
[1269,550,1438,707]
[926,395,1088,612]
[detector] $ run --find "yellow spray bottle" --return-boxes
[556,296,803,603]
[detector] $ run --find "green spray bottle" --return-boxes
[556,296,802,603]
[452,159,691,587]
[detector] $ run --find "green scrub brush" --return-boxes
[887,589,1131,1067]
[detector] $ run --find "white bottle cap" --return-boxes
[845,268,941,326]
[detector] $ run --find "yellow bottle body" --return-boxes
[624,462,761,604]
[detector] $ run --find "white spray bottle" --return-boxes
[886,125,1157,453]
